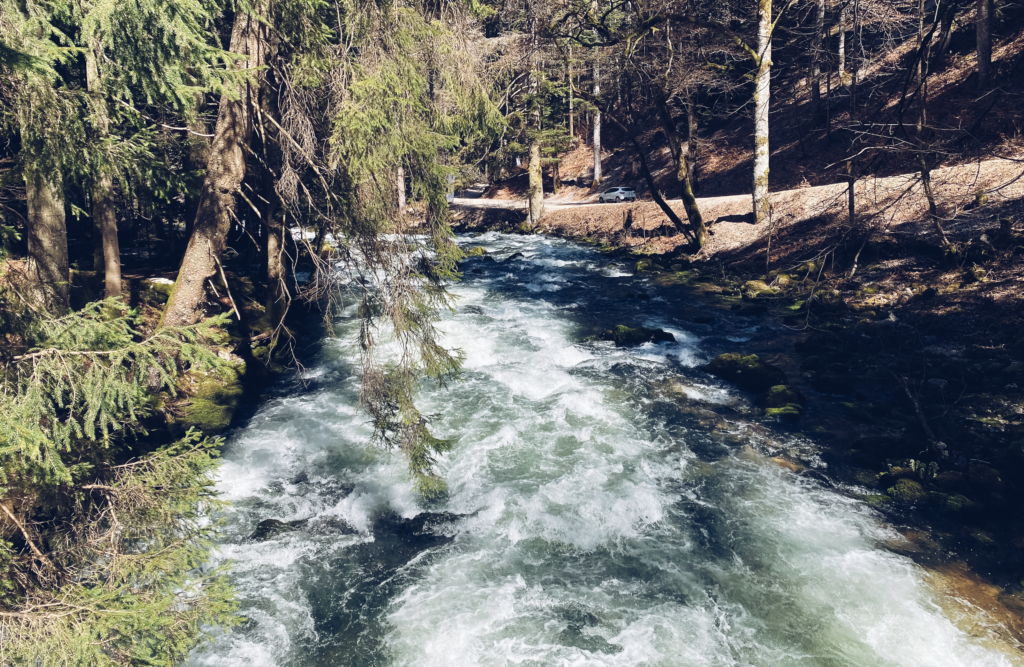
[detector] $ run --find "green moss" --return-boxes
[766,404,802,421]
[464,246,488,257]
[763,385,804,408]
[887,478,926,502]
[182,368,245,435]
[703,353,788,393]
[863,494,892,506]
[635,259,653,272]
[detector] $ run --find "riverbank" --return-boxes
[451,179,1024,641]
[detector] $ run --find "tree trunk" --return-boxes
[552,162,561,194]
[851,0,861,105]
[592,60,602,187]
[838,6,846,81]
[686,88,700,192]
[527,138,544,226]
[653,87,707,247]
[397,165,406,213]
[753,0,772,224]
[85,48,122,299]
[262,184,288,329]
[602,112,694,245]
[976,0,992,87]
[161,6,267,328]
[25,170,69,312]
[810,0,825,120]
[567,47,574,139]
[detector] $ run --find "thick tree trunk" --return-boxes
[262,194,288,328]
[161,7,267,328]
[527,138,544,226]
[94,174,121,299]
[85,49,122,299]
[976,0,992,87]
[653,87,707,247]
[25,170,69,312]
[552,162,561,194]
[810,0,824,120]
[592,61,602,187]
[753,0,772,224]
[686,88,700,192]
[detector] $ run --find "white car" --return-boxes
[599,187,637,203]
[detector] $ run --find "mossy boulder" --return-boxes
[464,246,488,257]
[763,385,804,408]
[634,259,664,272]
[766,404,802,421]
[930,492,979,514]
[703,353,788,393]
[887,478,927,502]
[967,464,1003,492]
[864,494,892,506]
[595,325,676,347]
[741,280,776,299]
[931,471,967,493]
[182,368,245,435]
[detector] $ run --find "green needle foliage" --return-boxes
[0,301,237,665]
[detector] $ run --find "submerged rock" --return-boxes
[703,353,788,393]
[249,518,309,542]
[592,325,676,347]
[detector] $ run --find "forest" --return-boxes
[1,0,1022,663]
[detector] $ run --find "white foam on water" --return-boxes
[192,233,1020,667]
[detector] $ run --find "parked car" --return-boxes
[599,187,637,203]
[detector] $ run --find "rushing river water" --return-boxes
[190,233,1020,667]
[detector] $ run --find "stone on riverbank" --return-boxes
[887,478,927,502]
[703,353,788,393]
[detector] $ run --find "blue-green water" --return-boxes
[190,233,1020,667]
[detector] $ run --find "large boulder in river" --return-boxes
[596,325,675,347]
[249,518,308,542]
[703,353,788,393]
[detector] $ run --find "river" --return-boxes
[189,233,1020,667]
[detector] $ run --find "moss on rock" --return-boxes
[887,478,927,502]
[703,353,788,393]
[464,246,488,257]
[182,368,245,435]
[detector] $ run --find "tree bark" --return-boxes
[592,60,602,187]
[24,169,69,312]
[653,86,707,247]
[686,88,700,192]
[161,6,267,328]
[810,0,824,120]
[527,138,544,226]
[838,5,846,81]
[753,0,772,224]
[976,0,992,87]
[567,47,574,139]
[600,111,695,245]
[85,48,121,299]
